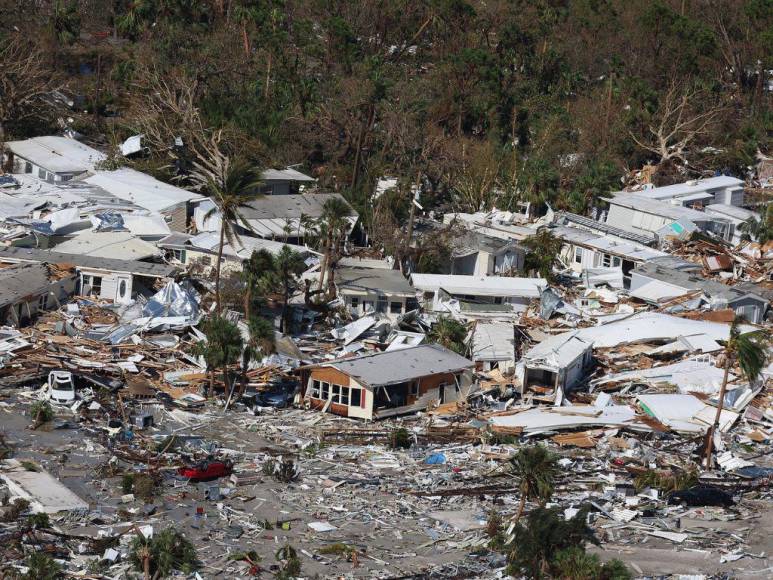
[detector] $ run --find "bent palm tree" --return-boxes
[704,318,769,467]
[510,445,559,523]
[196,160,263,313]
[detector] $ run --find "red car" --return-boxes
[177,459,233,482]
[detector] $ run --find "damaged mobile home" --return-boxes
[300,344,475,419]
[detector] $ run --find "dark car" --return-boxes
[667,486,735,507]
[254,379,298,409]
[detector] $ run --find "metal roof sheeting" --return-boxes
[85,168,203,213]
[410,274,547,298]
[472,322,515,362]
[6,136,106,174]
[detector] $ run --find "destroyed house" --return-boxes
[616,176,745,208]
[0,262,77,326]
[629,263,769,323]
[521,331,593,394]
[83,168,203,232]
[0,247,176,305]
[4,136,105,182]
[604,194,723,240]
[410,273,547,313]
[193,193,357,241]
[449,230,525,276]
[300,344,475,420]
[550,224,677,284]
[158,232,316,270]
[335,267,418,318]
[257,167,316,195]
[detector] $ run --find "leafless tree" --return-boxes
[129,65,243,189]
[0,38,59,152]
[631,81,725,164]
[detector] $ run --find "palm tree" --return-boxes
[193,316,243,399]
[197,160,263,313]
[274,245,306,332]
[510,445,559,523]
[315,197,353,297]
[704,318,768,468]
[235,315,276,401]
[428,316,468,355]
[241,249,275,320]
[739,205,773,245]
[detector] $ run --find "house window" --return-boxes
[390,301,402,314]
[601,254,622,268]
[24,162,32,174]
[83,275,102,296]
[201,256,212,266]
[574,247,583,264]
[409,381,419,396]
[320,382,330,400]
[362,300,374,312]
[376,297,388,313]
[38,168,46,179]
[172,249,187,263]
[37,294,48,311]
[350,388,362,407]
[118,279,128,299]
[60,174,73,182]
[309,379,321,398]
[349,296,359,309]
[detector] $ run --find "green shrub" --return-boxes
[390,428,412,449]
[29,401,54,425]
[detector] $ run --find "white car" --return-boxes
[47,371,76,404]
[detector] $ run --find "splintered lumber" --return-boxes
[405,484,518,497]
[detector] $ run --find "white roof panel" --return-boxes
[85,168,203,213]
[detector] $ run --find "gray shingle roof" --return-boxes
[0,263,62,307]
[239,193,357,220]
[335,267,415,297]
[0,247,176,278]
[323,343,474,387]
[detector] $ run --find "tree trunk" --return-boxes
[143,553,151,580]
[704,354,731,469]
[243,279,252,321]
[514,486,527,523]
[403,173,421,271]
[208,369,215,398]
[350,104,376,190]
[316,235,331,292]
[264,52,272,99]
[241,22,250,55]
[239,352,248,397]
[215,224,226,313]
[223,366,237,412]
[281,279,290,333]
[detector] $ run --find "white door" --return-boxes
[115,276,132,304]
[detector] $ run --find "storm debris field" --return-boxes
[0,138,773,579]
